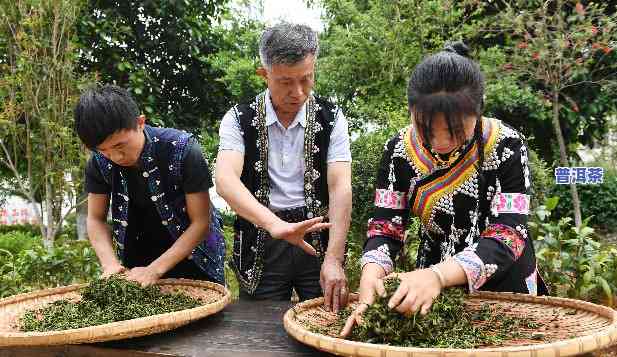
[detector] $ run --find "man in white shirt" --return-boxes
[216,22,352,312]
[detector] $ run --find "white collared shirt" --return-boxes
[218,90,352,211]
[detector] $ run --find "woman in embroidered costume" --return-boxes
[341,42,547,336]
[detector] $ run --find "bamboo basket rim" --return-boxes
[284,291,617,357]
[0,278,231,346]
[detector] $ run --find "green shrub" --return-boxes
[0,223,40,236]
[222,225,239,299]
[528,148,552,209]
[349,128,400,236]
[57,213,79,241]
[346,127,399,290]
[0,237,100,298]
[0,231,39,255]
[530,197,617,305]
[219,209,236,228]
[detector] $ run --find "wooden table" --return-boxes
[1,298,615,357]
[0,299,334,357]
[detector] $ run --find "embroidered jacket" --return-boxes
[231,91,337,294]
[362,118,547,295]
[93,125,226,284]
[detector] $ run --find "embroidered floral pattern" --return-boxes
[302,95,326,254]
[234,94,271,294]
[453,249,498,292]
[515,225,528,239]
[374,189,408,209]
[481,223,526,260]
[491,192,530,215]
[367,218,405,241]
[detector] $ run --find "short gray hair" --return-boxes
[259,22,319,69]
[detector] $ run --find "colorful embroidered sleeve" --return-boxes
[361,135,413,274]
[454,137,533,292]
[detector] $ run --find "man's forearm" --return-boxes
[216,174,281,231]
[87,218,122,270]
[325,184,352,261]
[149,220,209,276]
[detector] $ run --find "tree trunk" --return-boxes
[552,90,583,227]
[76,193,88,241]
[44,161,55,249]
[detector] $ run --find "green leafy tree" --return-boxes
[0,0,86,245]
[76,0,231,133]
[471,1,617,164]
[493,0,617,227]
[476,47,555,160]
[196,6,265,170]
[207,12,265,106]
[317,0,483,131]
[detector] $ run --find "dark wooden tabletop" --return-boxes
[0,299,335,357]
[2,298,615,357]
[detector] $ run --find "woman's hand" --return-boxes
[340,302,369,338]
[340,263,386,337]
[387,268,442,316]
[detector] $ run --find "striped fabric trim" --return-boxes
[361,246,394,275]
[453,249,498,292]
[407,118,500,227]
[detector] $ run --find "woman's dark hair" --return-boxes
[407,41,486,170]
[74,84,140,149]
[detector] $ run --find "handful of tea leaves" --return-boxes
[20,276,202,332]
[342,277,541,348]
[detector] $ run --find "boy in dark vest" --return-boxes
[75,85,225,286]
[216,23,352,312]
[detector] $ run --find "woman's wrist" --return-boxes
[429,265,447,289]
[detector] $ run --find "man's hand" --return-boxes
[320,255,348,313]
[101,262,127,278]
[266,216,331,256]
[125,266,163,287]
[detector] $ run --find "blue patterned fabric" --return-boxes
[94,125,225,284]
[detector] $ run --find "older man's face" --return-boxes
[260,54,316,120]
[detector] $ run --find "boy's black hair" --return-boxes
[74,84,140,149]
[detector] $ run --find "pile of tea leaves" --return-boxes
[307,277,544,348]
[20,276,202,332]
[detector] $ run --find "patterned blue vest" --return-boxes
[93,125,225,284]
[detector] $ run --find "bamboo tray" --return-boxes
[0,278,231,346]
[284,292,617,357]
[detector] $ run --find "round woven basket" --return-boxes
[0,278,231,346]
[284,292,617,357]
